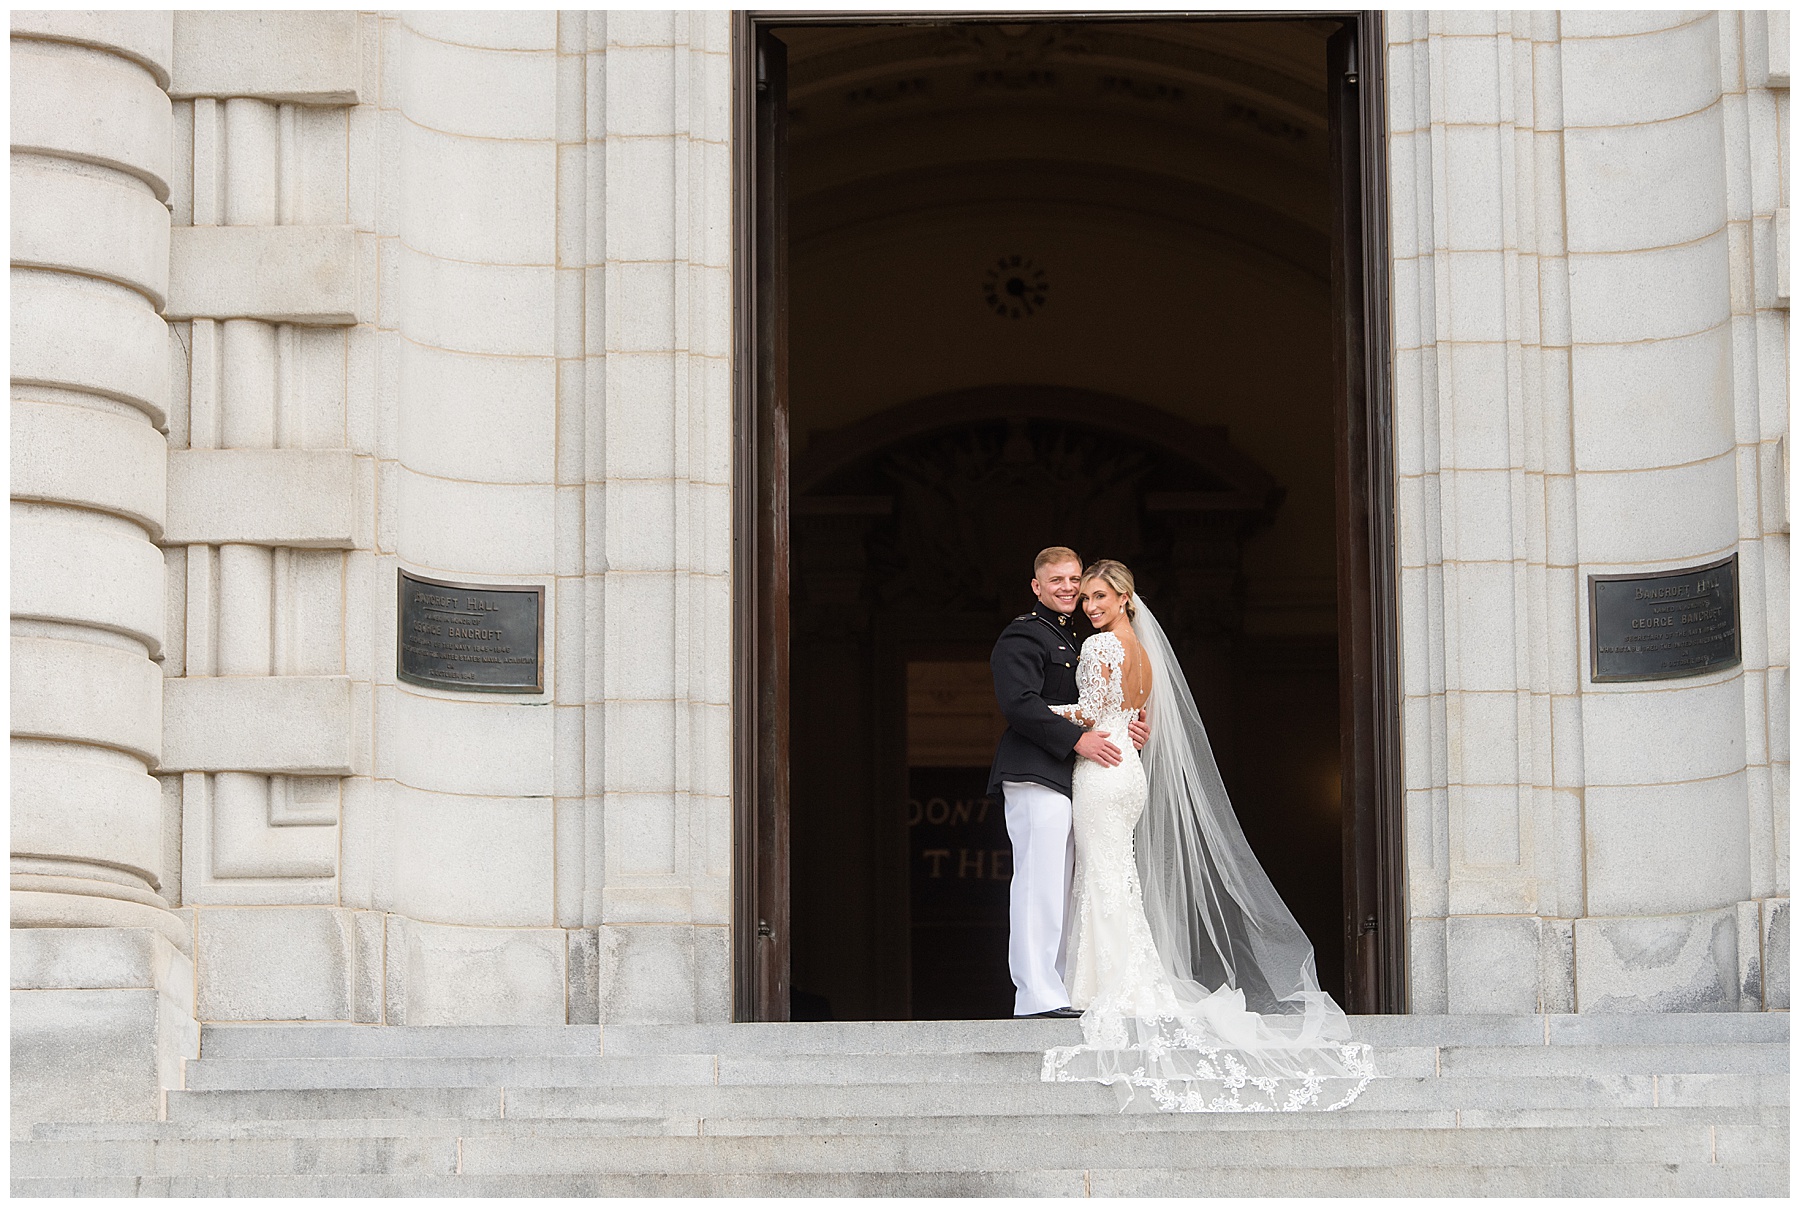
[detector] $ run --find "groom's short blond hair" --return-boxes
[1033,546,1081,574]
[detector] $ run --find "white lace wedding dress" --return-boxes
[1045,626,1375,1112]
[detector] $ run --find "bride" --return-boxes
[1042,559,1375,1112]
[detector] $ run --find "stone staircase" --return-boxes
[12,1013,1788,1196]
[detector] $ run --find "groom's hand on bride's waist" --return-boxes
[1128,712,1149,751]
[1074,730,1123,767]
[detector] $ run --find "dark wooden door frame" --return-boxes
[1327,17,1406,1015]
[734,24,791,1021]
[732,10,1405,1021]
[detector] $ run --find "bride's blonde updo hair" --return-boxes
[1081,559,1137,620]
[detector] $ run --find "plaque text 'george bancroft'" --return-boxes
[1589,555,1740,683]
[398,570,543,692]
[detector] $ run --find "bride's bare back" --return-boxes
[1111,627,1152,712]
[1056,627,1151,730]
[1075,567,1151,715]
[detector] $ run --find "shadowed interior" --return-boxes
[778,18,1347,1020]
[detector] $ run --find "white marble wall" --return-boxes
[12,11,1785,1056]
[353,8,731,1026]
[157,10,733,1027]
[1389,10,1789,1013]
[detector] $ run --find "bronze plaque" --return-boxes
[1589,554,1740,683]
[397,570,544,693]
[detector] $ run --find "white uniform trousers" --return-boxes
[1002,779,1075,1016]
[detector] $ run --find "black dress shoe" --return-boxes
[1019,1007,1082,1018]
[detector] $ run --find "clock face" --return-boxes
[983,255,1049,319]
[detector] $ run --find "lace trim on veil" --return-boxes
[1040,597,1377,1113]
[1044,1013,1377,1113]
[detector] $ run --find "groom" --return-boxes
[988,546,1148,1018]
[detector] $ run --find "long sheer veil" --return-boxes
[1132,596,1350,1046]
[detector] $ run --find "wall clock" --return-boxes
[982,255,1049,319]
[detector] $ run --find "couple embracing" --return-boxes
[989,547,1376,1112]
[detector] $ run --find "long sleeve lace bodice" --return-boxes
[1050,632,1133,730]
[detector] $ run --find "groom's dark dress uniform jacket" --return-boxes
[988,602,1089,800]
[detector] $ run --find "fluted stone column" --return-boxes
[10,10,196,1127]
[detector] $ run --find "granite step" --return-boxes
[175,1041,1781,1092]
[600,1010,1785,1051]
[18,1014,1783,1197]
[159,1069,1790,1123]
[11,1160,1787,1197]
[29,1102,1788,1142]
[12,1120,1784,1179]
[201,1023,608,1061]
[193,1011,1789,1060]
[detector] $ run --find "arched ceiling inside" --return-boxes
[783,20,1337,279]
[777,18,1343,624]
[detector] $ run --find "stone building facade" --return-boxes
[9,8,1789,1126]
[1386,9,1788,1015]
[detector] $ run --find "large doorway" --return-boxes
[735,13,1402,1021]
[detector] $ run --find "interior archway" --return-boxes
[790,397,1344,1020]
